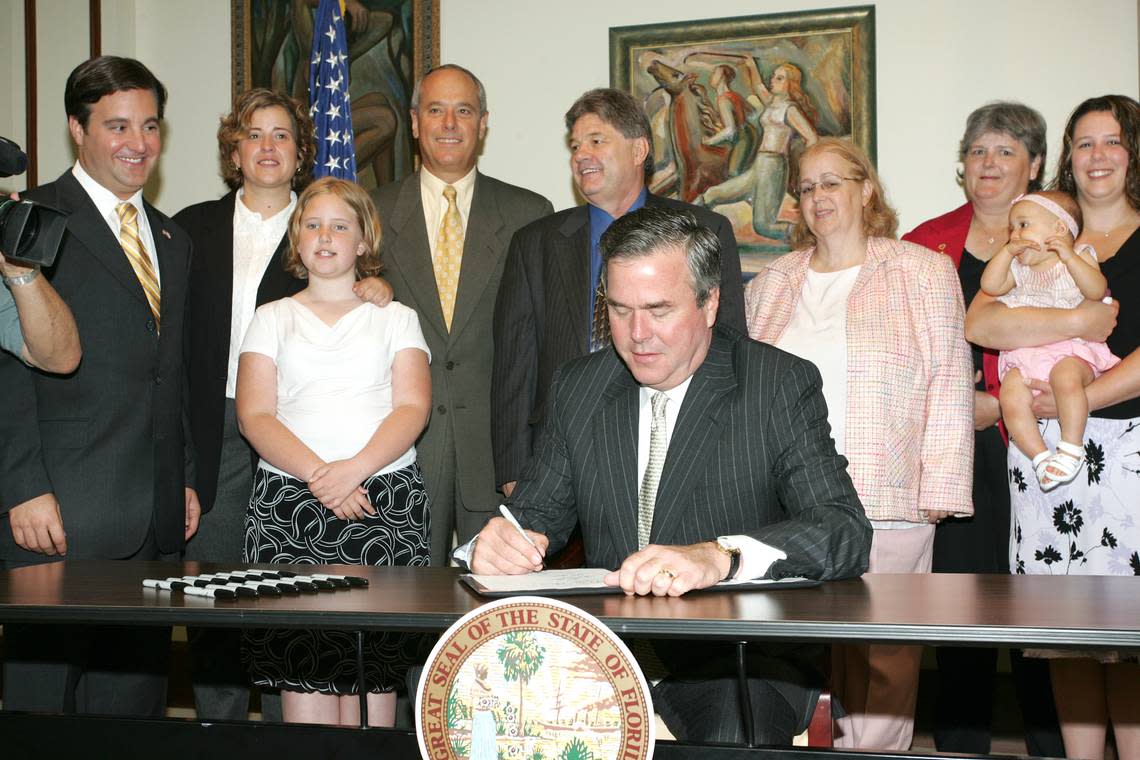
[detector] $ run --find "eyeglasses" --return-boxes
[794,176,860,200]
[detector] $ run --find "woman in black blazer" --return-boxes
[178,90,315,551]
[175,87,315,722]
[175,88,392,720]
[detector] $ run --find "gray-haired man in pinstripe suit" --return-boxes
[466,206,871,745]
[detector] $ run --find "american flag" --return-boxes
[309,0,356,180]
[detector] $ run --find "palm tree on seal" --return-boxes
[497,631,545,736]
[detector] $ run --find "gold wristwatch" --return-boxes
[715,537,741,581]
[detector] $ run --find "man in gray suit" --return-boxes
[470,206,871,744]
[370,65,552,564]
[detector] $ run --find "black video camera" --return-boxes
[0,136,68,268]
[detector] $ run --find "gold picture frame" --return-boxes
[611,6,875,268]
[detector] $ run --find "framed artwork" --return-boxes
[231,0,440,190]
[611,6,875,271]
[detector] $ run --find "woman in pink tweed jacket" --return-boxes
[744,138,973,753]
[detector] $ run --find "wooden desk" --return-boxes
[1,560,1137,649]
[1,561,1137,759]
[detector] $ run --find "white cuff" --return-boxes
[451,535,478,570]
[720,534,786,580]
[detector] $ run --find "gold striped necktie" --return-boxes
[116,202,161,332]
[434,185,463,331]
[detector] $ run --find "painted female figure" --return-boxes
[696,59,819,242]
[470,663,498,760]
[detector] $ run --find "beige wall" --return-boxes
[0,1,24,166]
[2,0,1138,231]
[0,0,232,208]
[443,0,1139,232]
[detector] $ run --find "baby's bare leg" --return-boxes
[1050,357,1095,447]
[1000,369,1047,458]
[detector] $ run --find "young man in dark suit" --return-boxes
[0,56,195,716]
[491,87,748,499]
[469,206,871,745]
[369,65,553,565]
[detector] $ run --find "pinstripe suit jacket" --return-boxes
[510,326,871,579]
[491,194,747,489]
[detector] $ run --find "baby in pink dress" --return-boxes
[981,191,1119,491]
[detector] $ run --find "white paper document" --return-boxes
[462,568,818,596]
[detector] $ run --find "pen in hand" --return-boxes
[499,504,545,569]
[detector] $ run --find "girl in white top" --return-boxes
[981,191,1119,490]
[236,177,431,728]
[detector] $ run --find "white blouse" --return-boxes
[241,298,430,477]
[775,264,860,457]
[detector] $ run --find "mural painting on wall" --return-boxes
[232,0,439,190]
[611,6,876,272]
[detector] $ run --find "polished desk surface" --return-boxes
[0,560,1137,648]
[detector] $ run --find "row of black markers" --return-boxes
[142,569,369,599]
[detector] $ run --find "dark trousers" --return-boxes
[418,418,489,566]
[653,675,800,745]
[2,523,174,717]
[933,647,1065,757]
[185,398,281,721]
[2,623,170,716]
[651,641,816,745]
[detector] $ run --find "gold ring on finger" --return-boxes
[658,568,677,580]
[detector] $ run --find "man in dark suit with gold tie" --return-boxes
[370,65,552,564]
[0,56,196,716]
[469,206,871,745]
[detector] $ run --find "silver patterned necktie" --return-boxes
[637,391,669,549]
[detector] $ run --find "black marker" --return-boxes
[311,573,368,587]
[230,570,279,581]
[229,574,304,594]
[180,577,258,598]
[208,573,283,596]
[183,585,238,600]
[213,582,258,598]
[169,576,213,588]
[310,575,350,588]
[286,575,337,590]
[143,578,189,592]
[252,578,301,595]
[244,569,317,591]
[229,579,282,597]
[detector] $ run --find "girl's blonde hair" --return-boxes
[284,177,383,280]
